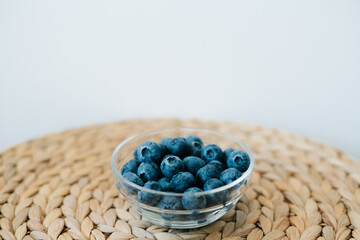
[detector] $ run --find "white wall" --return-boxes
[1,0,359,159]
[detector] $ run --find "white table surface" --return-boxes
[1,0,359,159]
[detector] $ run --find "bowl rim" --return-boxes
[111,127,254,197]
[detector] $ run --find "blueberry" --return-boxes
[167,137,189,158]
[186,135,203,144]
[220,168,242,184]
[226,150,250,172]
[157,195,183,220]
[123,172,144,186]
[187,140,203,157]
[158,143,168,155]
[121,159,140,175]
[134,146,140,160]
[203,178,226,206]
[207,160,225,172]
[137,162,161,182]
[196,165,221,185]
[157,196,183,210]
[182,187,207,210]
[158,177,172,192]
[137,181,161,206]
[223,148,235,161]
[160,137,171,146]
[183,156,206,175]
[137,141,164,164]
[204,178,224,191]
[160,155,185,179]
[122,172,144,195]
[186,135,204,157]
[170,172,196,192]
[201,144,223,163]
[159,138,170,155]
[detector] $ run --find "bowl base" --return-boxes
[134,200,237,229]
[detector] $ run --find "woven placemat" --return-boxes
[1,119,360,240]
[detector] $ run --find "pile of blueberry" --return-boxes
[121,135,250,211]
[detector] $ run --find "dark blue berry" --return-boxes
[157,196,183,210]
[220,168,242,184]
[121,159,140,175]
[196,165,221,185]
[134,146,140,160]
[137,162,161,182]
[182,187,207,210]
[158,143,168,155]
[170,172,196,192]
[203,178,226,206]
[186,135,203,144]
[123,172,144,186]
[183,156,206,175]
[137,141,164,164]
[207,160,225,172]
[223,148,235,161]
[157,196,183,220]
[122,172,144,195]
[226,150,250,172]
[160,155,185,179]
[160,137,171,146]
[158,177,172,192]
[201,144,223,163]
[187,140,203,157]
[204,178,224,191]
[137,181,161,206]
[186,135,204,157]
[167,137,189,158]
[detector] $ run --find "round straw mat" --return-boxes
[1,119,360,240]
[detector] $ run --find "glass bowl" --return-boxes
[111,128,254,229]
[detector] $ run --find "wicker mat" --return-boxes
[1,119,360,240]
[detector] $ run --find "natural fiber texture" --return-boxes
[1,119,360,240]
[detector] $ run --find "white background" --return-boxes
[1,1,359,159]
